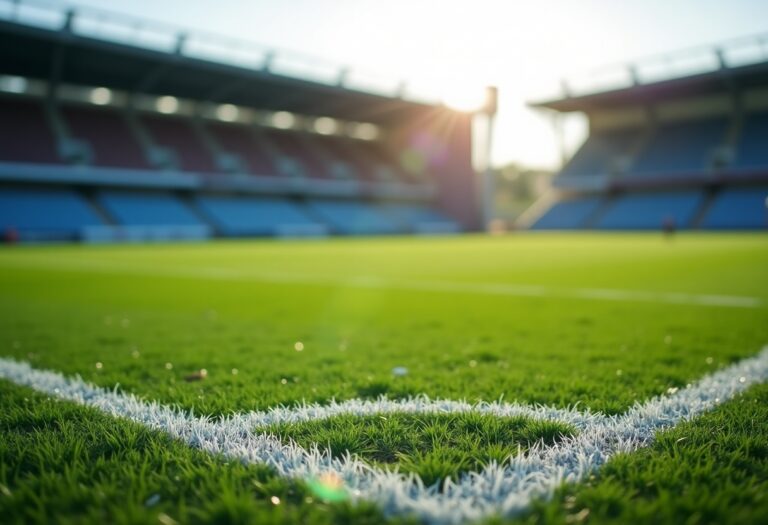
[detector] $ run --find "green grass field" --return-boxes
[1,233,767,524]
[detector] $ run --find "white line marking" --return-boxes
[1,256,763,308]
[1,347,767,523]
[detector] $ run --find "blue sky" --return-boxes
[58,0,768,167]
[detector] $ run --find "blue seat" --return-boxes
[531,198,602,230]
[630,119,727,176]
[98,191,203,226]
[561,128,642,178]
[732,112,768,170]
[196,196,319,236]
[307,200,403,235]
[0,187,102,240]
[701,187,768,229]
[595,191,703,230]
[381,204,459,232]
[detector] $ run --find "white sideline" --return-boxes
[1,256,763,308]
[1,348,767,523]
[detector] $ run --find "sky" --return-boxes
[50,0,768,168]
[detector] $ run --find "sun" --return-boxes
[442,84,489,112]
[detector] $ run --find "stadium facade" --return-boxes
[0,0,479,242]
[528,35,768,231]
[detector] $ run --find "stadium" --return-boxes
[0,1,766,524]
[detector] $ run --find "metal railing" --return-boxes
[0,0,440,104]
[559,32,768,98]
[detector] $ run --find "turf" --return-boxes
[262,413,576,486]
[0,233,767,523]
[0,380,396,525]
[518,383,768,525]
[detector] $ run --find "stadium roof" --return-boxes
[530,33,768,113]
[0,1,440,125]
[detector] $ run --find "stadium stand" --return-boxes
[61,105,149,170]
[97,191,204,227]
[204,122,277,176]
[560,128,643,178]
[528,35,768,230]
[265,130,335,179]
[630,118,728,176]
[0,187,102,240]
[700,187,768,229]
[139,115,217,173]
[0,0,475,242]
[732,111,768,171]
[307,199,402,235]
[0,98,61,164]
[595,191,703,230]
[531,197,602,230]
[313,134,375,181]
[381,203,460,233]
[195,195,326,237]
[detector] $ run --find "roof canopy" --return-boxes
[0,11,437,125]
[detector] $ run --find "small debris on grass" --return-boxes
[391,366,408,377]
[145,493,161,507]
[270,496,281,505]
[157,513,178,525]
[566,508,590,523]
[184,369,208,382]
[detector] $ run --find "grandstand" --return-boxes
[529,36,768,230]
[0,0,475,242]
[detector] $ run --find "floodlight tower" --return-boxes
[479,86,499,231]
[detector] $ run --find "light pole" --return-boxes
[480,86,498,231]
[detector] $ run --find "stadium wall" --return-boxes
[0,1,481,242]
[527,44,768,231]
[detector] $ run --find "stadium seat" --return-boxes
[531,197,603,230]
[561,128,643,178]
[700,187,768,229]
[0,187,103,240]
[141,115,217,173]
[62,105,149,170]
[362,140,416,182]
[195,195,324,236]
[0,98,61,165]
[732,112,768,171]
[97,191,205,227]
[381,203,460,233]
[206,122,277,176]
[630,118,728,176]
[265,130,332,179]
[594,191,704,230]
[306,199,403,235]
[311,135,373,181]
